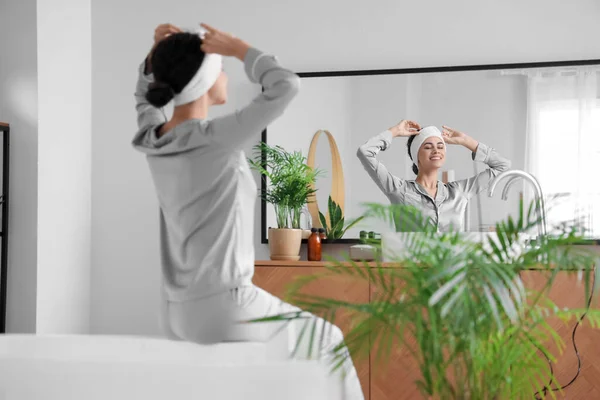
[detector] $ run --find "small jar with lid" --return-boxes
[318,228,326,241]
[307,228,322,261]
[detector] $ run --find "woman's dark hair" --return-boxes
[406,135,419,175]
[145,32,205,108]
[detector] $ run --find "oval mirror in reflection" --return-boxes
[306,130,345,231]
[315,135,332,220]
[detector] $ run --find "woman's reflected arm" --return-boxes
[357,121,420,196]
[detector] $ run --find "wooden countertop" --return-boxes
[255,260,395,268]
[0,122,9,127]
[255,260,597,270]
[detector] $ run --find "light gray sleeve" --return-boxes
[208,48,300,149]
[356,130,405,195]
[452,142,512,197]
[134,61,167,132]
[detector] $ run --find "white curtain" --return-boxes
[525,68,600,237]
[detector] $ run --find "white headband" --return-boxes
[409,126,446,162]
[173,28,223,107]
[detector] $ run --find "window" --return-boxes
[535,102,600,237]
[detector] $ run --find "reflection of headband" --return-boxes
[409,126,446,161]
[173,27,223,107]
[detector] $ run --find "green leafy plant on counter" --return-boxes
[248,142,322,229]
[318,195,364,240]
[251,199,600,399]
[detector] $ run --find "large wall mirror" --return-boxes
[261,59,600,243]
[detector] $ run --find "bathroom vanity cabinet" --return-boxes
[253,261,371,399]
[253,258,600,400]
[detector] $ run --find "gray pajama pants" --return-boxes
[160,285,364,400]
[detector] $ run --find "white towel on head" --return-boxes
[173,27,223,107]
[409,126,446,161]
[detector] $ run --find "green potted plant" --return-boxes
[318,195,364,241]
[253,200,600,398]
[249,142,321,260]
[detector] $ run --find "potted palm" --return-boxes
[249,142,321,261]
[253,200,600,398]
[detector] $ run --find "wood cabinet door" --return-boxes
[369,269,600,400]
[521,270,600,399]
[369,278,423,400]
[253,266,371,400]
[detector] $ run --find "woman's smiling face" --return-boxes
[418,136,446,171]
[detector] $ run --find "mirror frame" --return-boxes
[259,57,600,244]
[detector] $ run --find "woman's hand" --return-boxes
[389,120,421,138]
[154,23,182,46]
[442,126,478,152]
[441,126,467,145]
[200,23,250,61]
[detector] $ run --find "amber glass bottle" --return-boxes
[318,228,326,241]
[307,228,322,261]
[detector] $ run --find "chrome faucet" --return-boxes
[488,170,547,238]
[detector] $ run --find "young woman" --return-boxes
[357,120,511,231]
[132,23,363,399]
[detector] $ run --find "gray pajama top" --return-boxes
[357,130,511,232]
[132,48,300,302]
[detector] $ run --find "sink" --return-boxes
[380,231,531,262]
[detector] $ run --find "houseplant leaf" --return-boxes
[247,198,600,399]
[328,196,336,229]
[340,216,365,238]
[334,203,342,225]
[329,217,345,240]
[319,211,329,234]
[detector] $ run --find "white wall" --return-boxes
[347,74,411,237]
[0,0,39,333]
[90,0,600,335]
[35,0,92,333]
[267,77,353,231]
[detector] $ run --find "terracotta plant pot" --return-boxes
[268,228,303,261]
